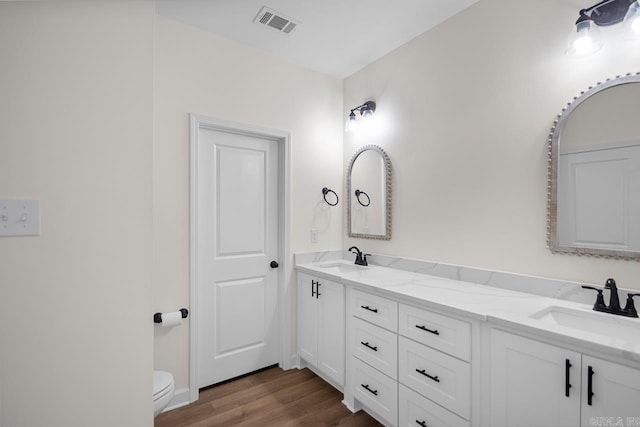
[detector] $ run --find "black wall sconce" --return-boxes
[567,0,640,56]
[322,187,339,206]
[345,101,376,132]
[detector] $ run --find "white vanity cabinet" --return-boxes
[398,303,472,427]
[490,329,640,427]
[296,256,640,427]
[297,272,345,388]
[345,287,475,427]
[347,288,399,426]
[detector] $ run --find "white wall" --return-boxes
[562,83,640,152]
[153,16,343,393]
[0,2,154,427]
[344,0,640,289]
[5,1,635,423]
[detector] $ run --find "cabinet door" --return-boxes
[317,278,345,386]
[581,355,640,425]
[297,274,318,365]
[490,330,581,427]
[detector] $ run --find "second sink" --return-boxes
[529,305,640,342]
[316,261,368,274]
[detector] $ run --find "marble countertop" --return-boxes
[296,259,640,363]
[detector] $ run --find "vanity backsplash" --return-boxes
[295,250,633,305]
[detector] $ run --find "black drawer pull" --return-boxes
[361,305,378,313]
[565,359,572,397]
[416,368,440,383]
[587,365,594,406]
[416,324,439,335]
[416,421,428,427]
[360,341,378,352]
[311,280,318,297]
[361,383,378,396]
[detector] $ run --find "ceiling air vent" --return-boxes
[253,6,298,34]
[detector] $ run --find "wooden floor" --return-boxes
[155,366,382,427]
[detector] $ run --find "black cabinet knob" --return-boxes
[270,261,279,268]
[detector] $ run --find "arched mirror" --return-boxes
[548,73,640,260]
[347,145,392,240]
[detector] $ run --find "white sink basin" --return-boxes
[529,305,640,342]
[316,262,368,274]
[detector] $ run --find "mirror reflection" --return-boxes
[347,145,392,240]
[549,73,640,259]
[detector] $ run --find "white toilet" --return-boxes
[153,370,175,417]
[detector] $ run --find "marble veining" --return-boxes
[296,250,634,304]
[295,250,344,265]
[295,251,640,362]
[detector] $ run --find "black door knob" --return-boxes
[270,261,279,268]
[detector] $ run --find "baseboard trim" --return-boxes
[342,399,356,413]
[164,354,301,414]
[167,354,300,414]
[163,387,190,413]
[287,353,300,370]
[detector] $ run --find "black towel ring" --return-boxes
[322,187,339,206]
[355,189,371,207]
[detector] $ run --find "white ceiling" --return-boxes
[156,0,479,78]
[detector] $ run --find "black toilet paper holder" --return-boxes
[153,308,189,323]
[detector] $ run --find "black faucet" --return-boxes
[348,246,369,266]
[582,278,639,318]
[623,292,640,318]
[604,278,621,312]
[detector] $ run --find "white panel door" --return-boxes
[196,127,279,388]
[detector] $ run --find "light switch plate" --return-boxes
[0,198,40,237]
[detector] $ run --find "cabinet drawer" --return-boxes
[351,289,398,332]
[399,303,471,361]
[351,317,398,379]
[352,356,398,426]
[399,384,470,427]
[399,336,471,419]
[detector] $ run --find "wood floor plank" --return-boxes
[217,375,340,423]
[155,367,382,427]
[234,380,346,426]
[209,372,317,411]
[156,368,318,426]
[198,369,313,402]
[201,365,313,403]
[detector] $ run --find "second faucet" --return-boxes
[348,246,370,266]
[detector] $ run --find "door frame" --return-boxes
[188,113,292,403]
